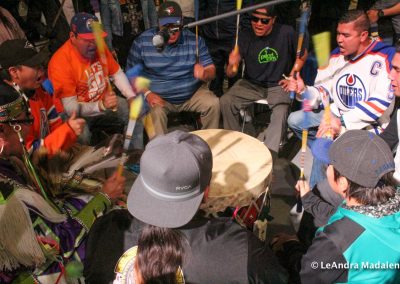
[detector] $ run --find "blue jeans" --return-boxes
[140,0,158,30]
[100,0,123,49]
[287,109,324,149]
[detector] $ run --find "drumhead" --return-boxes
[193,129,272,213]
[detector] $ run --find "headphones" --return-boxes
[152,25,183,52]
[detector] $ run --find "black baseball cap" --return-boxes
[0,40,49,69]
[158,1,182,26]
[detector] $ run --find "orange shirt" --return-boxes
[48,40,120,113]
[26,87,76,155]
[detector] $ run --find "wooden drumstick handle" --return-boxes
[233,0,242,73]
[232,45,239,73]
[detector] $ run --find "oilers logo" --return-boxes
[336,74,366,109]
[40,108,50,138]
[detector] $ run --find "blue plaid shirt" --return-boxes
[126,28,213,104]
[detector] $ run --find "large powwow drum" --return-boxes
[192,129,272,214]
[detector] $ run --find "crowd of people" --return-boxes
[0,0,400,283]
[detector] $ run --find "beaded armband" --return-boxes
[73,192,112,231]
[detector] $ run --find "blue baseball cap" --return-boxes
[70,13,107,40]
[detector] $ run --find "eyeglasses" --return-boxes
[251,16,271,25]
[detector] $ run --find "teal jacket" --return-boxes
[301,194,400,283]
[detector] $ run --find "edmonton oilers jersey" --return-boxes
[307,40,395,132]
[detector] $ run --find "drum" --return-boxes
[192,129,272,214]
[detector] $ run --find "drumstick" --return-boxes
[117,95,143,177]
[195,0,199,63]
[297,91,311,212]
[290,8,309,100]
[312,31,332,139]
[125,65,155,140]
[143,113,155,139]
[299,92,311,180]
[296,32,330,212]
[232,0,243,73]
[91,21,117,112]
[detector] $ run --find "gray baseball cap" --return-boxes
[329,130,394,188]
[127,130,213,228]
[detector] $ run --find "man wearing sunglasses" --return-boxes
[0,39,85,155]
[220,4,308,155]
[199,0,252,98]
[126,1,219,138]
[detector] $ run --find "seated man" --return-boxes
[48,13,138,145]
[288,10,395,188]
[380,44,400,183]
[0,39,85,155]
[288,10,395,145]
[84,130,288,283]
[126,1,219,138]
[298,42,400,221]
[0,84,125,283]
[277,130,400,283]
[220,4,307,154]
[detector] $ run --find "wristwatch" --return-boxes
[378,9,385,18]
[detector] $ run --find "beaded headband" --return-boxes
[0,96,26,122]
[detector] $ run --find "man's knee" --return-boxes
[151,105,167,117]
[220,91,233,109]
[204,95,220,112]
[287,110,302,129]
[271,103,289,115]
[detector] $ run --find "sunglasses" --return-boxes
[251,16,271,25]
[163,24,181,35]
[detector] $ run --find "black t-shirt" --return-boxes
[84,209,288,284]
[239,23,301,87]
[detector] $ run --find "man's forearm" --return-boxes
[112,69,136,99]
[62,96,102,117]
[380,3,400,17]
